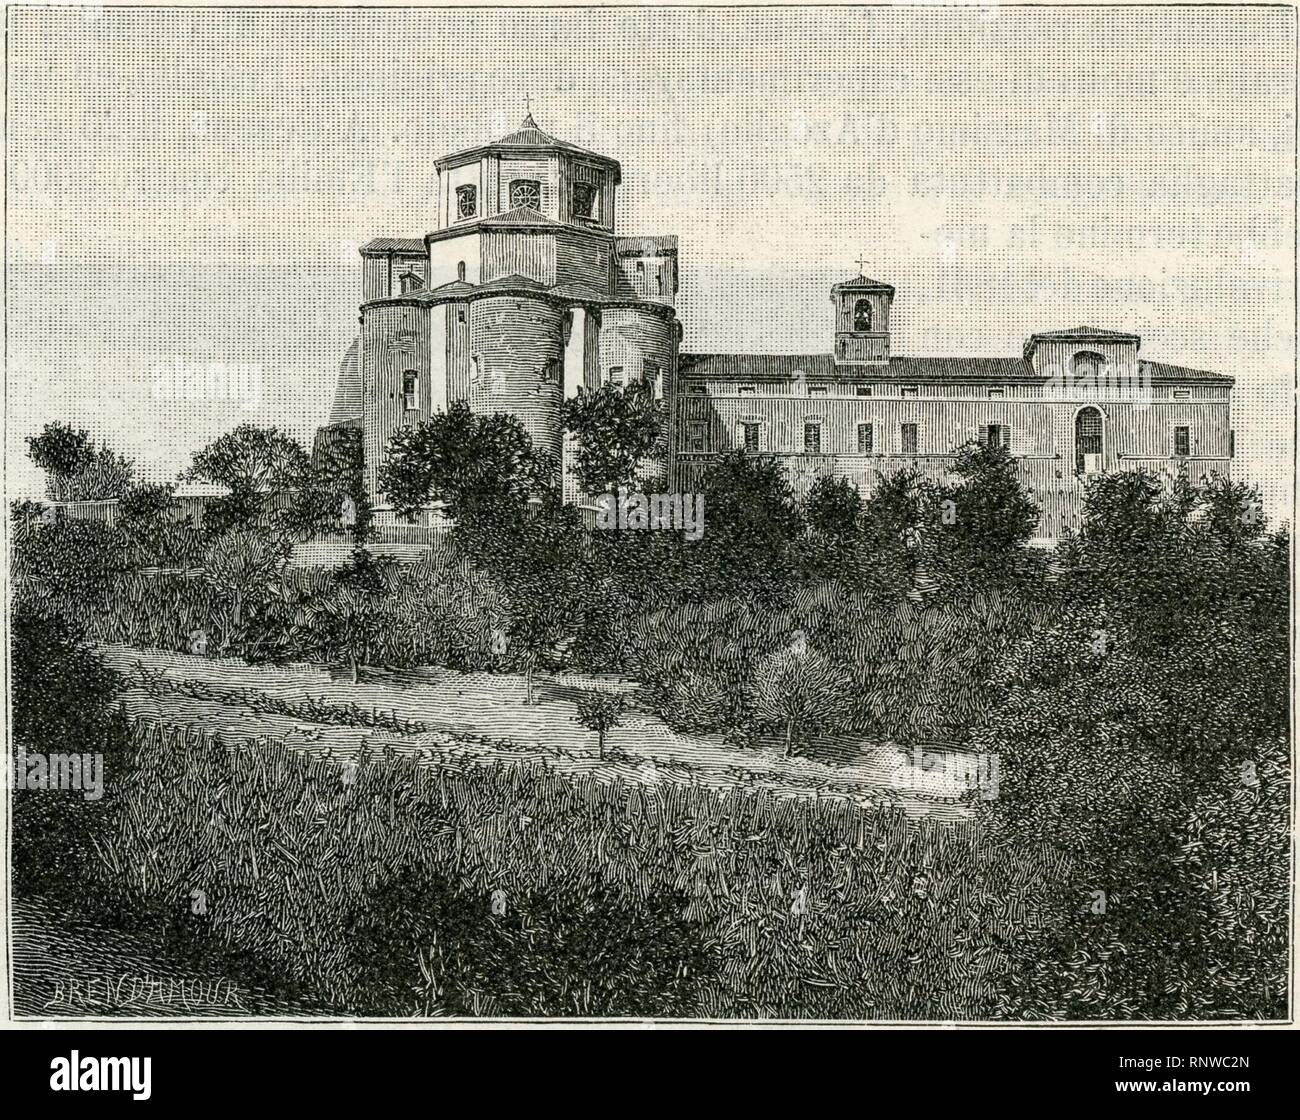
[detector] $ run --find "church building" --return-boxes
[321,114,1234,542]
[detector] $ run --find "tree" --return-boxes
[748,631,850,757]
[804,474,861,543]
[184,424,315,535]
[201,528,290,650]
[379,402,583,703]
[935,440,1039,583]
[378,401,537,521]
[309,552,397,684]
[314,425,371,544]
[1197,473,1268,549]
[574,690,625,760]
[858,467,941,596]
[975,476,1289,1019]
[27,422,94,479]
[802,474,862,579]
[26,422,136,501]
[462,493,586,704]
[10,604,130,893]
[117,481,202,569]
[561,381,662,497]
[691,450,802,601]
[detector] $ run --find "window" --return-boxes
[854,298,873,332]
[402,371,419,411]
[808,385,827,397]
[856,385,872,397]
[457,261,466,282]
[1173,425,1191,458]
[509,179,542,211]
[688,422,709,452]
[857,423,874,454]
[1075,406,1104,473]
[1173,388,1191,401]
[608,366,625,387]
[572,165,602,219]
[1072,351,1105,383]
[635,260,645,273]
[739,384,756,396]
[572,182,598,219]
[981,423,1011,450]
[742,422,760,452]
[456,184,477,220]
[804,422,821,454]
[646,362,662,400]
[988,387,1004,399]
[900,422,918,455]
[457,309,466,323]
[901,386,918,399]
[398,272,421,294]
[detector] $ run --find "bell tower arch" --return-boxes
[831,269,894,365]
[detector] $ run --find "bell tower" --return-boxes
[831,267,894,365]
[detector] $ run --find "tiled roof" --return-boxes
[679,354,1035,381]
[360,237,425,255]
[678,352,1232,384]
[680,354,836,379]
[830,274,895,292]
[471,273,549,294]
[477,206,567,229]
[1030,326,1141,342]
[1140,360,1233,384]
[174,481,228,499]
[615,235,679,255]
[427,279,477,298]
[496,112,562,148]
[437,114,622,182]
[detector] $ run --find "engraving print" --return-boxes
[4,4,1293,1024]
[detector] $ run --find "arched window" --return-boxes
[853,299,873,332]
[402,371,419,411]
[1075,406,1104,473]
[509,179,542,211]
[1071,351,1105,384]
[457,260,466,282]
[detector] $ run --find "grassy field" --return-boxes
[72,714,1056,1019]
[102,643,980,819]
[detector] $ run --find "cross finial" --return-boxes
[525,93,532,114]
[855,253,868,276]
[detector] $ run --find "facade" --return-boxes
[323,115,1233,541]
[320,112,680,520]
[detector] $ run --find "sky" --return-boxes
[5,4,1295,519]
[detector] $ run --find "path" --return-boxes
[97,644,979,819]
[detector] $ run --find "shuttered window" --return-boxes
[900,422,918,455]
[1173,425,1191,458]
[857,423,874,454]
[804,423,822,454]
[980,424,1012,451]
